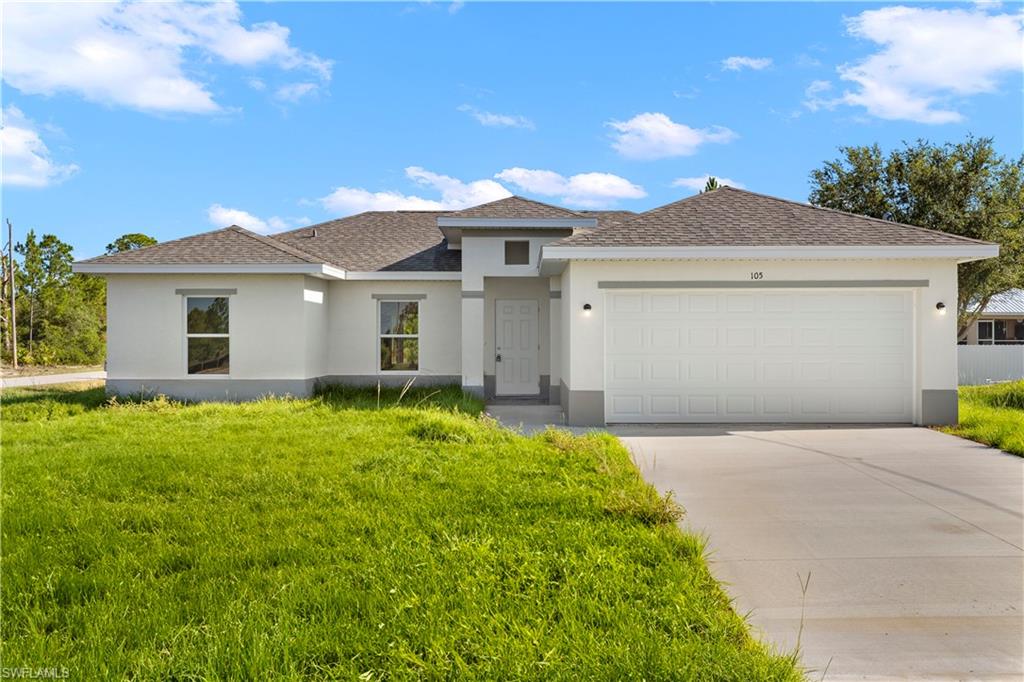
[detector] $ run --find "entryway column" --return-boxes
[548,277,561,405]
[461,281,485,397]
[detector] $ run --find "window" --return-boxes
[504,240,530,265]
[186,297,229,374]
[978,320,994,345]
[379,300,419,372]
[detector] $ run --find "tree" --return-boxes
[12,230,105,365]
[809,137,1024,336]
[105,233,156,254]
[703,176,720,192]
[15,230,73,354]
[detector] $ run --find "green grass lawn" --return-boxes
[942,381,1024,457]
[1,384,800,680]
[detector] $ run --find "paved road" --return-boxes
[618,425,1024,681]
[1,371,106,389]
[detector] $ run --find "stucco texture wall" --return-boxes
[559,259,960,425]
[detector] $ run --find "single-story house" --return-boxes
[959,289,1024,345]
[74,187,998,426]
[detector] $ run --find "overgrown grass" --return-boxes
[942,381,1024,457]
[1,384,800,679]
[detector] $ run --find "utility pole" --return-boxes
[7,219,16,368]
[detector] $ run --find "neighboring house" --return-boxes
[74,187,998,426]
[959,289,1024,345]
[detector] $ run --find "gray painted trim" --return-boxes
[563,383,605,426]
[549,290,562,299]
[175,288,238,296]
[921,389,958,426]
[462,384,485,398]
[371,293,427,300]
[322,374,461,388]
[483,374,496,400]
[438,217,596,228]
[108,378,314,401]
[461,290,485,299]
[598,279,930,289]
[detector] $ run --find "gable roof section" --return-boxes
[556,187,992,248]
[274,211,460,272]
[446,195,585,219]
[77,225,323,265]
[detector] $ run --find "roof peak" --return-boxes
[445,195,586,219]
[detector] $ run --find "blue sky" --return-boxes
[2,1,1021,259]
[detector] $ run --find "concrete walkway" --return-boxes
[1,371,106,389]
[621,426,1024,681]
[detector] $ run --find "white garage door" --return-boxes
[604,289,914,423]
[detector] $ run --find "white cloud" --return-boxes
[802,80,836,112]
[275,82,319,103]
[721,56,773,71]
[1,105,79,188]
[671,175,745,193]
[207,204,307,234]
[320,167,511,215]
[457,104,535,130]
[319,188,446,214]
[607,112,737,160]
[406,166,512,208]
[495,168,646,208]
[246,77,267,91]
[831,6,1023,123]
[2,1,332,114]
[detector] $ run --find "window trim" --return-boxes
[183,295,231,378]
[377,299,420,374]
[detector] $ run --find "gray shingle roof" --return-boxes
[556,187,992,248]
[447,196,585,219]
[982,289,1024,315]
[78,225,322,265]
[79,188,989,273]
[274,211,460,272]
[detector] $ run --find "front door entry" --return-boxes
[495,299,540,396]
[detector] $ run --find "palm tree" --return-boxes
[702,176,720,192]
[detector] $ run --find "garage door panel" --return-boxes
[605,289,914,423]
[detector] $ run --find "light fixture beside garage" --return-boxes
[936,302,947,315]
[583,303,592,315]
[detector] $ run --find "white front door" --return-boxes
[495,299,539,396]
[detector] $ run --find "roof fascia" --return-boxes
[541,244,1000,262]
[72,262,348,279]
[343,271,462,281]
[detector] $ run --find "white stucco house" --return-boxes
[74,188,998,426]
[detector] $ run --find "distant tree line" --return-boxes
[1,231,154,366]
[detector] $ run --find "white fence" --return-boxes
[958,346,1024,385]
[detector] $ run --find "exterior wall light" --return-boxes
[936,302,947,315]
[583,303,592,315]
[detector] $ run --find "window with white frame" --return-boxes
[186,297,230,374]
[379,300,419,372]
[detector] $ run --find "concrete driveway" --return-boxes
[617,426,1024,681]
